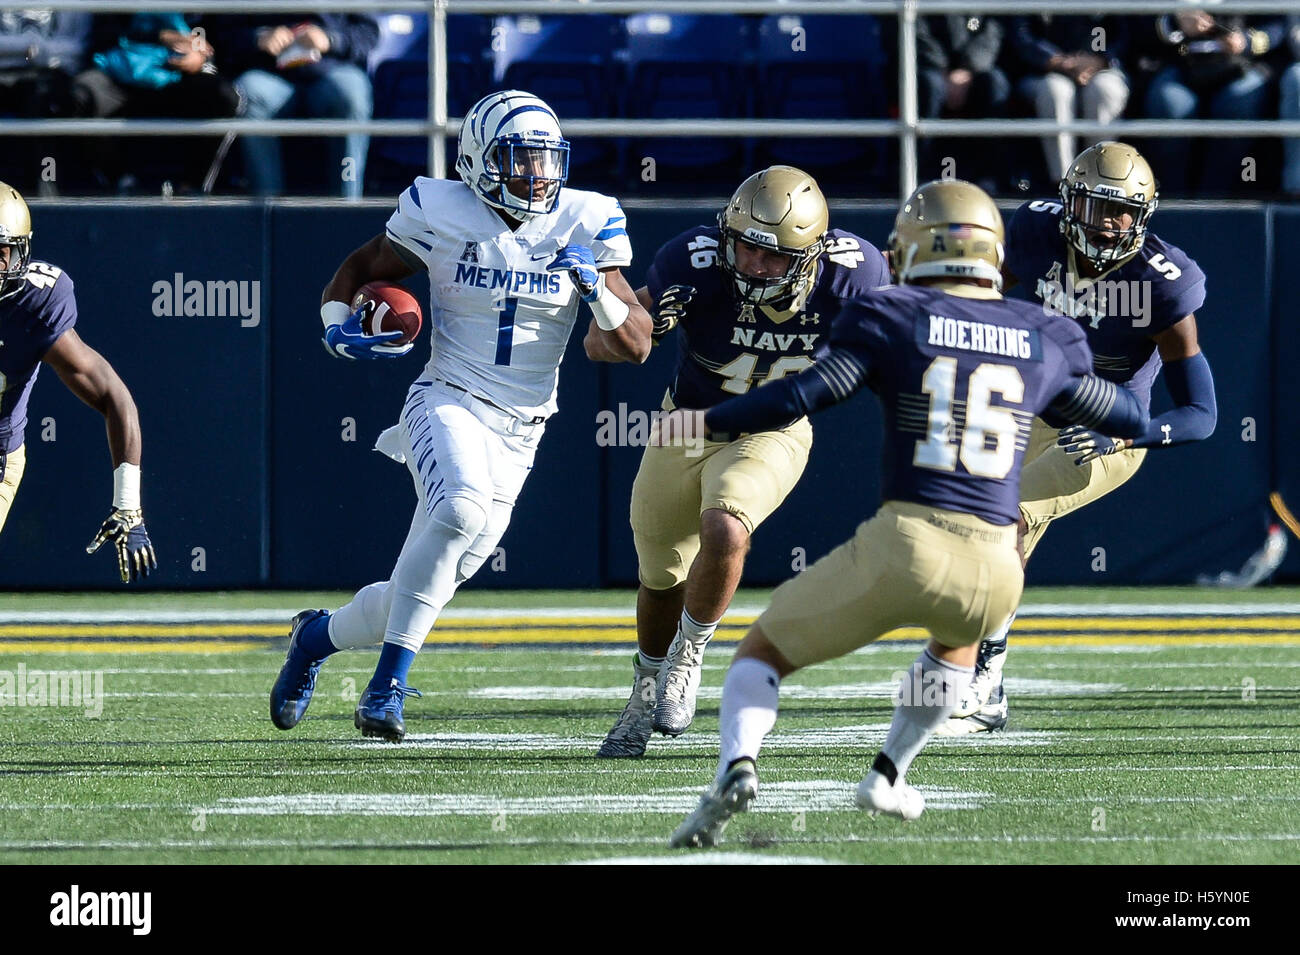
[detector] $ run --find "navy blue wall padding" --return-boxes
[0,205,268,588]
[1,200,1292,588]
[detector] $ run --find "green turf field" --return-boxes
[2,586,1298,864]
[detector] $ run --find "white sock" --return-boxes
[327,581,392,650]
[637,651,665,670]
[716,657,780,784]
[880,648,974,780]
[680,608,719,645]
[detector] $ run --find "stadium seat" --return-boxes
[366,13,493,193]
[754,14,890,192]
[623,14,752,191]
[492,15,624,188]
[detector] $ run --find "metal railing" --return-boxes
[11,1,1300,197]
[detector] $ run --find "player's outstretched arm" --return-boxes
[41,330,156,582]
[655,343,872,445]
[320,234,423,359]
[1135,314,1217,448]
[1049,374,1150,466]
[550,246,651,364]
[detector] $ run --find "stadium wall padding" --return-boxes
[0,201,1290,590]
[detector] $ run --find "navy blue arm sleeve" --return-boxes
[703,344,872,441]
[1047,374,1150,438]
[1132,351,1217,448]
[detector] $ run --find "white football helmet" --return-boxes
[455,90,570,222]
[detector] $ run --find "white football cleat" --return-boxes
[652,629,707,736]
[950,635,1008,718]
[935,683,1009,736]
[670,758,759,848]
[856,769,925,821]
[596,654,660,758]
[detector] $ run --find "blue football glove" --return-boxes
[322,303,412,360]
[86,508,157,583]
[1057,425,1129,466]
[548,244,601,301]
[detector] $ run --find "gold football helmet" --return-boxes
[888,178,1005,289]
[0,181,32,301]
[1059,141,1158,267]
[718,165,829,307]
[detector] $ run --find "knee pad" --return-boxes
[430,493,489,544]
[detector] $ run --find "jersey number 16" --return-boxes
[913,357,1025,480]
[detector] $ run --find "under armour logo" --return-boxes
[460,240,478,263]
[1161,423,1172,445]
[800,312,820,325]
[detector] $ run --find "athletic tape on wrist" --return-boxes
[589,277,630,331]
[321,300,352,330]
[113,462,141,512]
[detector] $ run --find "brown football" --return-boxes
[352,281,422,345]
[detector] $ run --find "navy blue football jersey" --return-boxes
[1004,198,1206,410]
[831,285,1094,525]
[0,262,77,454]
[646,226,890,408]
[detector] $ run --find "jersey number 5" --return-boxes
[914,357,1025,479]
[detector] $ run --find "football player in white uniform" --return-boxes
[270,90,651,741]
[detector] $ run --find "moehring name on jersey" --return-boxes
[452,261,563,295]
[919,313,1043,361]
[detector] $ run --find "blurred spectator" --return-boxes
[1011,14,1130,182]
[73,13,241,194]
[0,9,91,193]
[212,14,378,198]
[915,14,1009,189]
[1275,17,1300,197]
[1143,11,1285,196]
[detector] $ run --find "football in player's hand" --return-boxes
[352,282,422,345]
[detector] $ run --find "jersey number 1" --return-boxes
[494,297,517,366]
[914,357,1024,479]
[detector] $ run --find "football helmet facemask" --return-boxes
[1059,141,1158,268]
[718,165,829,308]
[0,181,32,302]
[888,178,1005,289]
[456,90,569,222]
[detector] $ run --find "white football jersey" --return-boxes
[385,178,632,419]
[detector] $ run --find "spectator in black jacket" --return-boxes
[915,14,1009,188]
[0,8,92,192]
[72,12,241,194]
[1011,15,1130,182]
[212,14,378,198]
[1144,11,1285,195]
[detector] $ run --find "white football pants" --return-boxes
[327,379,543,652]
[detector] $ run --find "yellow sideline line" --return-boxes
[4,614,1299,640]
